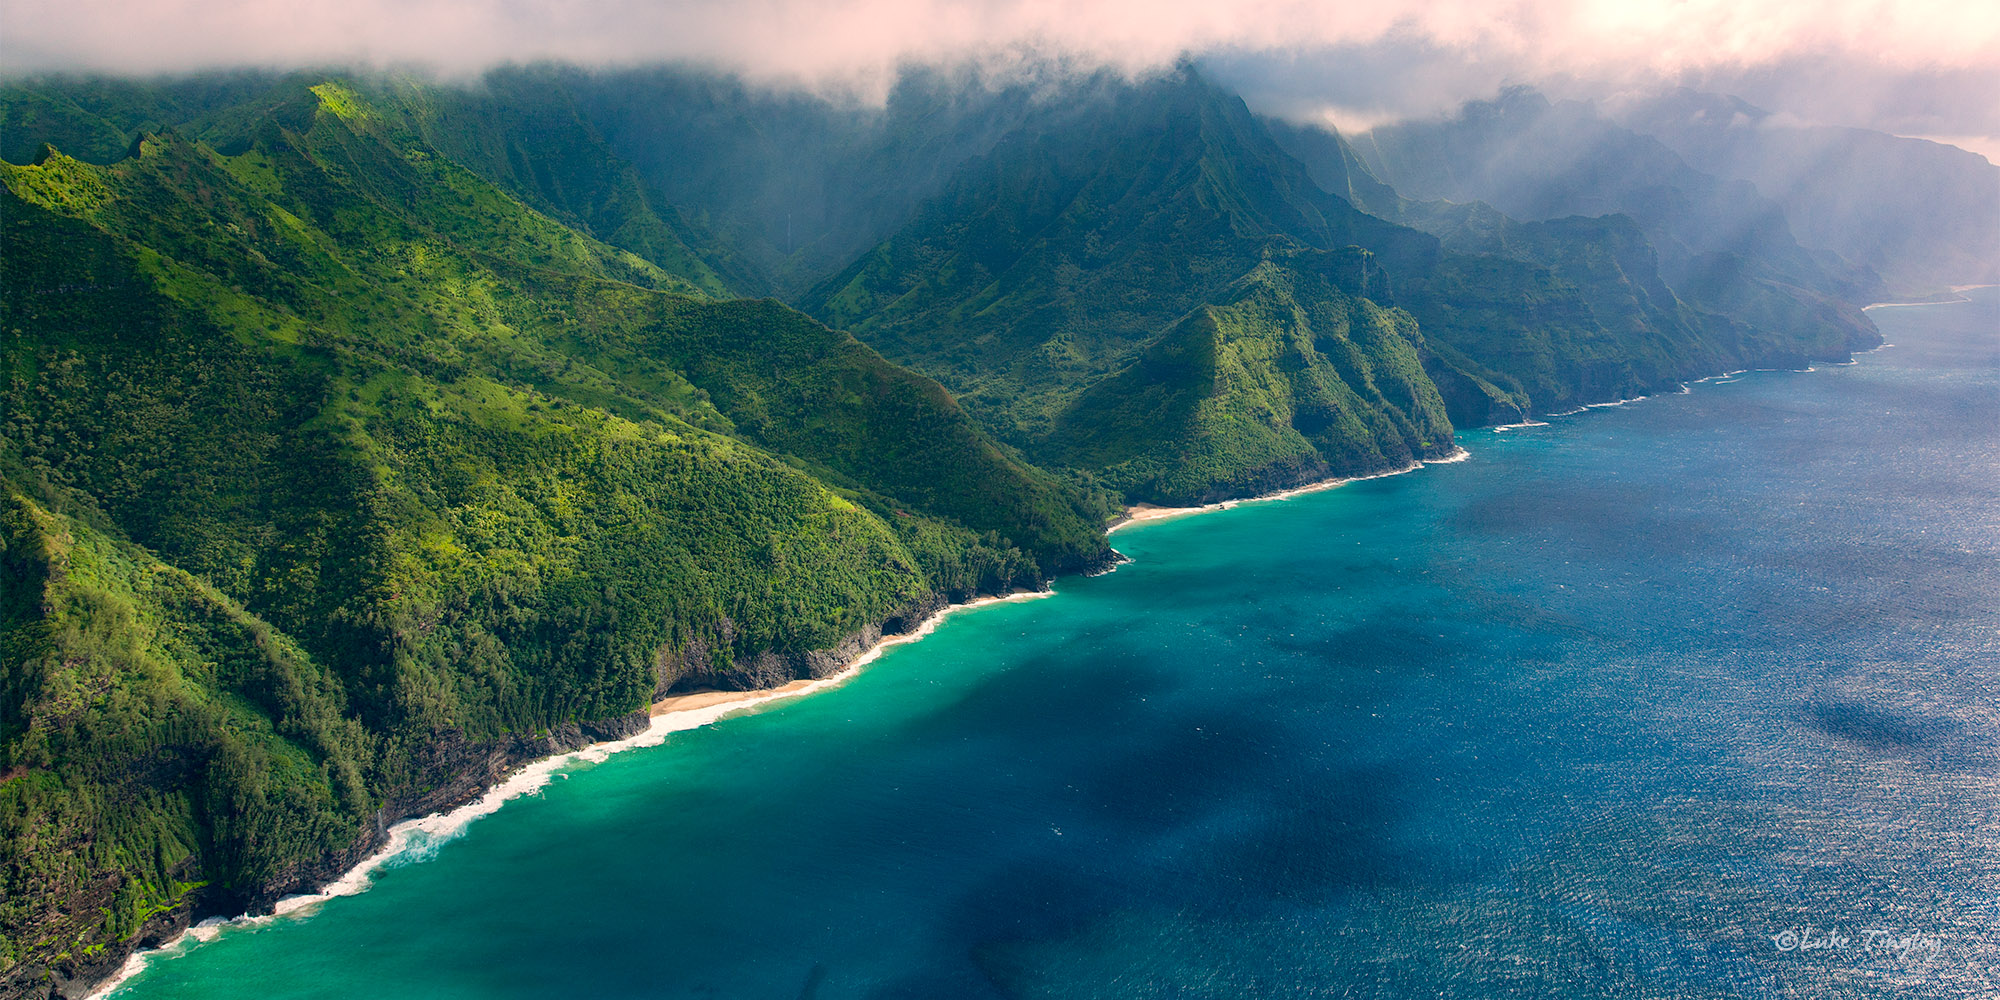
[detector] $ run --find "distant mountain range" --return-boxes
[1609,88,1999,295]
[0,62,1982,997]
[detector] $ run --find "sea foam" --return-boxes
[87,589,1053,998]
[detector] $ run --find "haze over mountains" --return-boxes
[0,54,1993,998]
[1607,87,2000,293]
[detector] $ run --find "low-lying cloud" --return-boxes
[5,0,1997,148]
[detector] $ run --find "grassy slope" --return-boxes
[799,72,1441,470]
[1052,253,1454,503]
[0,79,1109,990]
[799,69,1767,494]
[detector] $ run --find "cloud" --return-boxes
[4,0,1996,144]
[1205,34,2000,157]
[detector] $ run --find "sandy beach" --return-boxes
[86,587,1054,1000]
[649,679,819,717]
[1863,284,1995,311]
[91,449,1488,997]
[1110,450,1468,535]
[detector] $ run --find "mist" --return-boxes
[4,0,1996,157]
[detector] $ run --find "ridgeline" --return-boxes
[0,64,1910,997]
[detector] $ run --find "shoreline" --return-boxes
[1862,283,1995,311]
[86,589,1054,998]
[82,445,1481,995]
[1497,327,1919,432]
[81,311,1959,995]
[1110,447,1470,534]
[643,589,1055,721]
[95,310,1949,994]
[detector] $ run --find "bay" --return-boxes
[109,289,2000,998]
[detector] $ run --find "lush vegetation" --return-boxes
[798,71,1441,479]
[1,485,370,973]
[0,64,1891,996]
[0,76,1110,992]
[795,68,1878,477]
[1052,252,1453,503]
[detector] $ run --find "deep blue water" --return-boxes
[112,290,1999,998]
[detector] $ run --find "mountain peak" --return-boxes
[1480,85,1553,120]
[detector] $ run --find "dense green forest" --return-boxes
[1048,252,1455,503]
[0,64,1887,997]
[801,69,1876,458]
[0,76,1111,994]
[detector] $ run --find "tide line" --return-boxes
[87,589,1052,998]
[1111,448,1469,534]
[1862,284,1991,311]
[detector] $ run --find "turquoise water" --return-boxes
[113,291,1998,998]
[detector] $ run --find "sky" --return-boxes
[4,0,1998,158]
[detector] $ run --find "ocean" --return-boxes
[106,289,1999,998]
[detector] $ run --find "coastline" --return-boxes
[90,441,1479,995]
[1862,283,1995,311]
[82,311,1950,995]
[81,446,1476,996]
[1497,327,1910,433]
[78,307,1937,994]
[85,589,1054,998]
[1110,447,1471,535]
[643,589,1056,722]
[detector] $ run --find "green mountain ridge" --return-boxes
[0,63,1918,998]
[1267,116,1879,411]
[800,69,1875,488]
[1051,250,1455,503]
[797,71,1442,455]
[0,77,1109,995]
[1342,88,1881,356]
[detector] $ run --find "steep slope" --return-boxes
[0,485,374,992]
[1050,251,1453,503]
[1266,119,1863,418]
[569,65,1055,299]
[1610,87,2000,295]
[378,69,740,299]
[1348,88,1880,349]
[0,79,1111,993]
[799,70,1437,448]
[802,68,1872,472]
[1258,117,1407,220]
